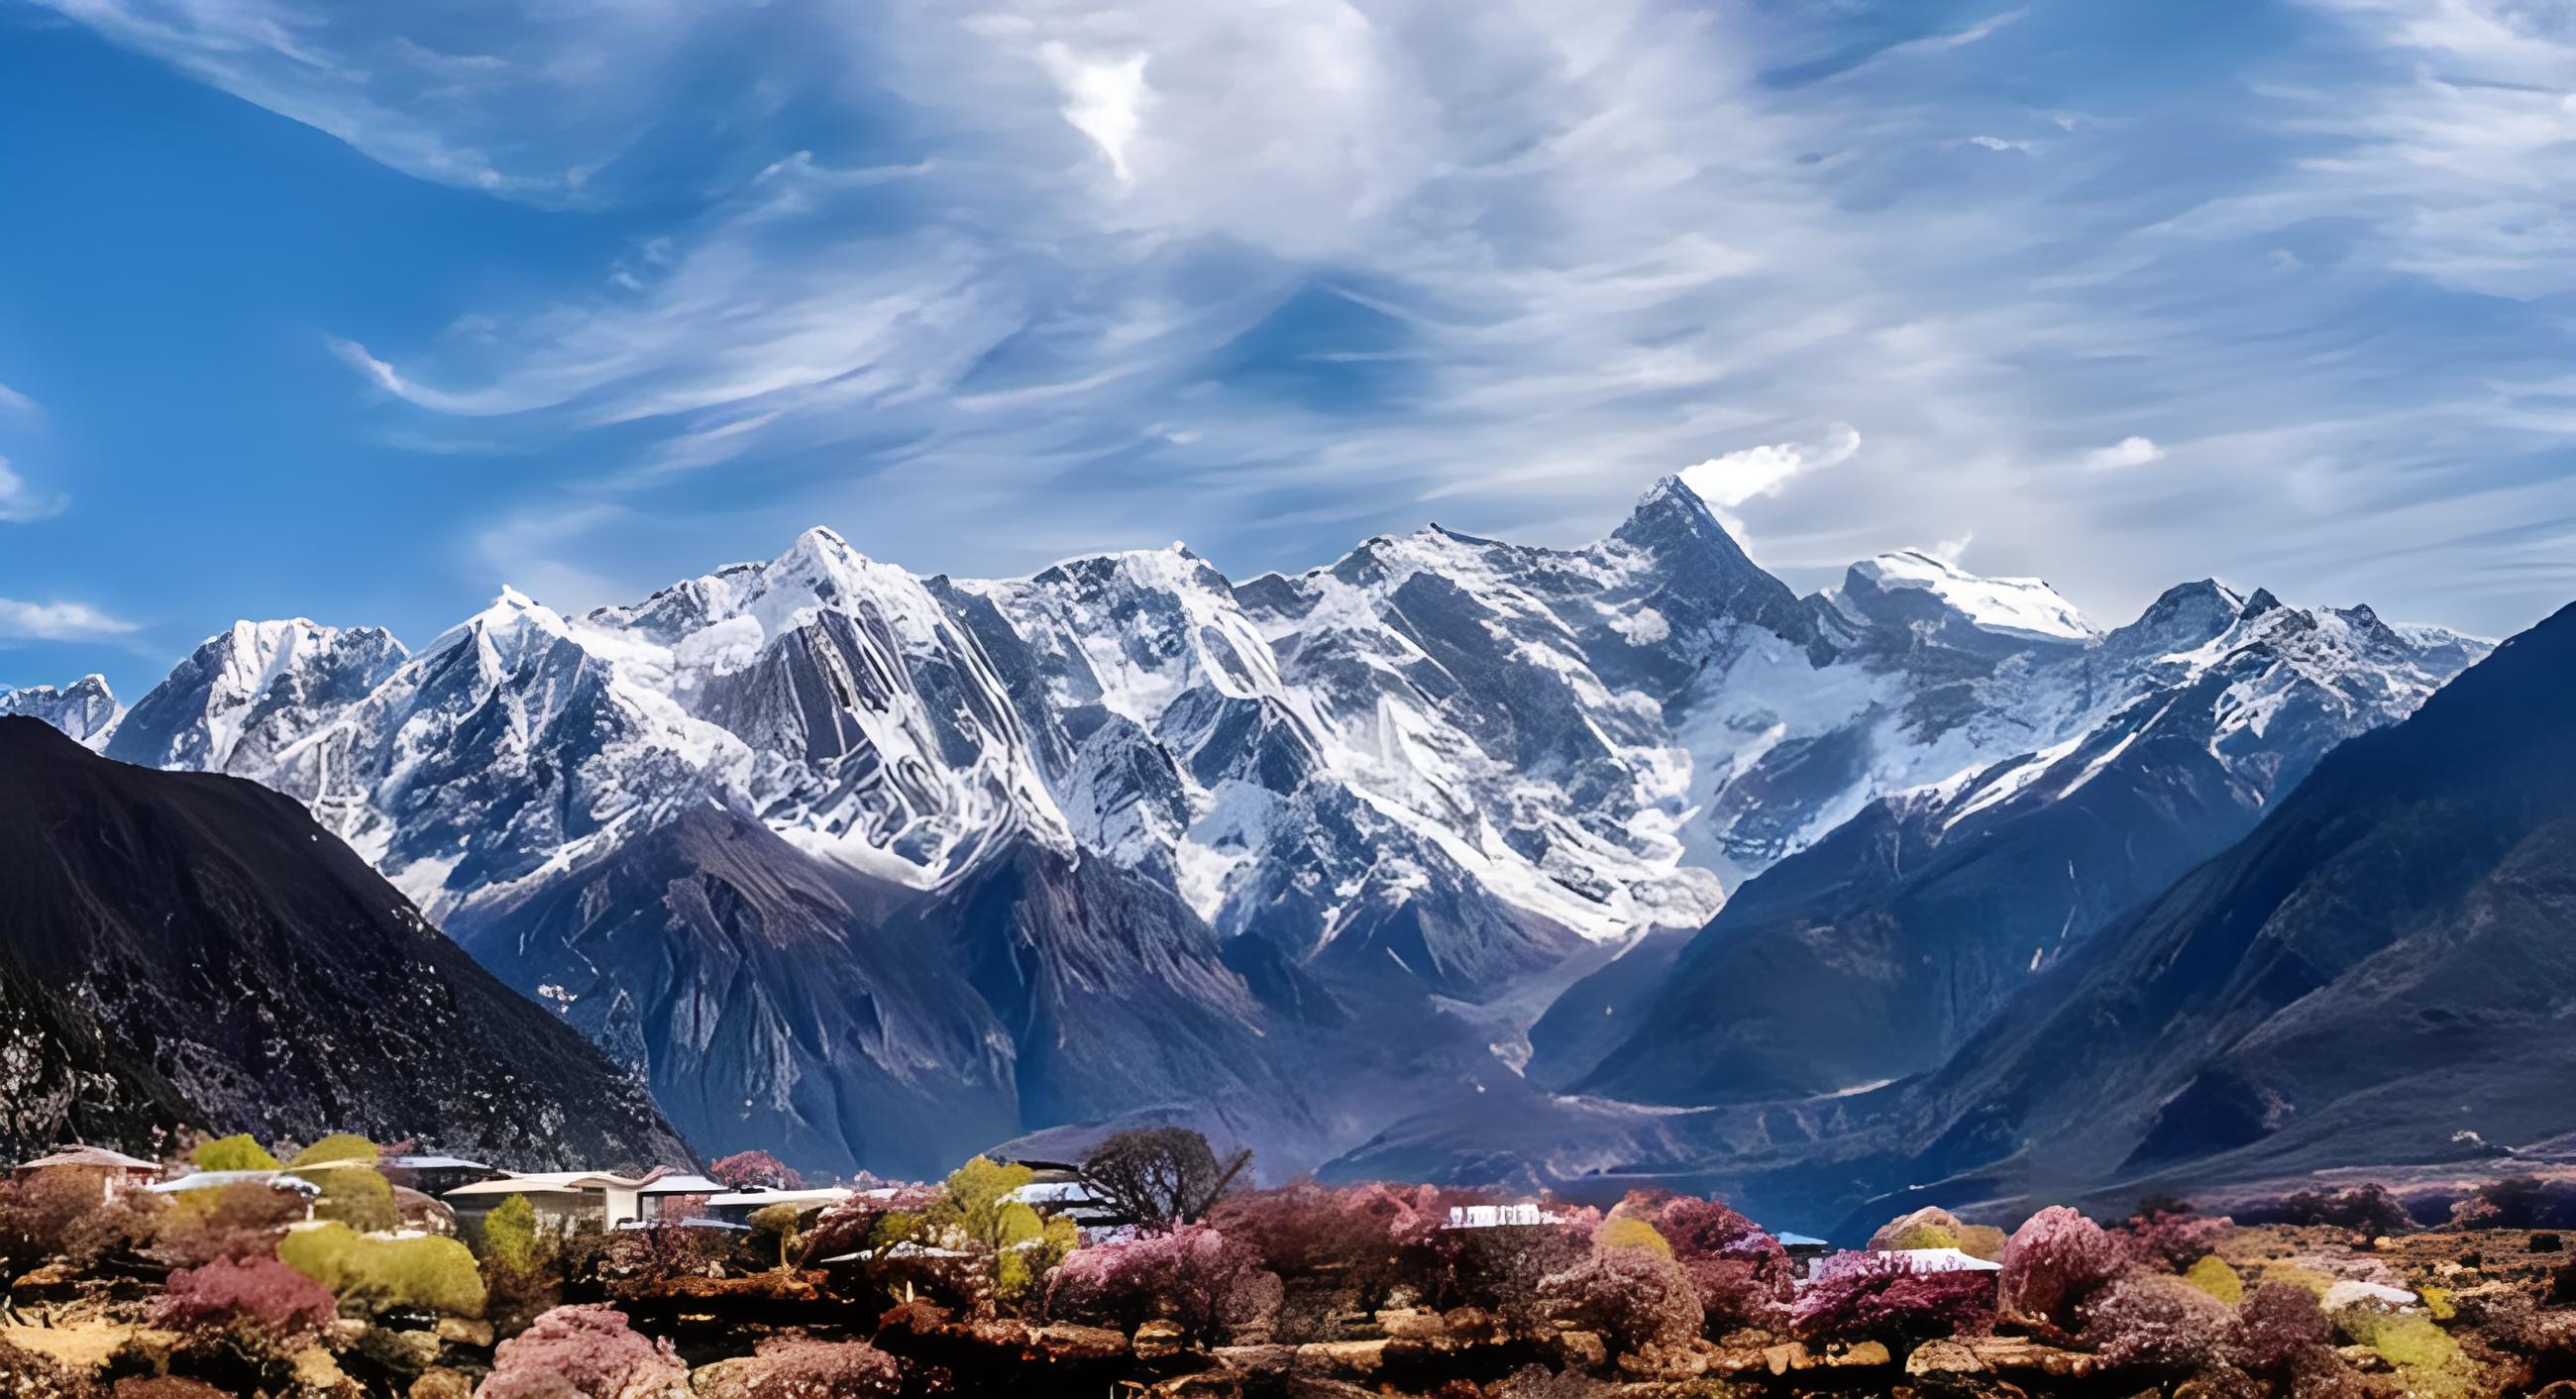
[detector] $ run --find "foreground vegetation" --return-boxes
[5,1132,2576,1398]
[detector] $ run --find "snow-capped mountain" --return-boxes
[0,674,119,747]
[44,476,2486,1174]
[1555,577,2491,1109]
[103,618,406,776]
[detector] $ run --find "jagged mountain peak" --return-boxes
[1838,549,2094,644]
[1610,473,1743,555]
[0,672,122,747]
[88,482,2502,1180]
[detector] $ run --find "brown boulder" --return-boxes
[1823,1340,1893,1368]
[1135,1318,1190,1360]
[1964,1336,2097,1378]
[1212,1344,1297,1373]
[1761,1341,1809,1375]
[1030,1324,1129,1363]
[1292,1339,1388,1377]
[1908,1340,1987,1376]
[432,1316,493,1349]
[689,1356,757,1399]
[355,1326,443,1373]
[409,1370,476,1399]
[1378,1307,1445,1341]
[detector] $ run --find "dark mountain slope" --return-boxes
[441,805,1023,1182]
[1894,597,2576,1206]
[1564,590,2472,1108]
[0,717,690,1166]
[443,813,1313,1179]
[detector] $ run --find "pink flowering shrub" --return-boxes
[1206,1179,1558,1311]
[1792,1253,1996,1347]
[1997,1207,2125,1329]
[2226,1283,2342,1378]
[710,1151,805,1192]
[151,1257,338,1346]
[2119,1207,2233,1272]
[477,1304,691,1399]
[151,1183,304,1269]
[2081,1271,2240,1370]
[1044,1225,1267,1344]
[730,1338,902,1397]
[1538,1244,1704,1355]
[1650,1196,1793,1334]
[1203,1178,1354,1277]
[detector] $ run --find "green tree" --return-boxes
[287,1135,396,1234]
[749,1203,803,1271]
[194,1134,280,1172]
[927,1156,1075,1308]
[481,1194,540,1275]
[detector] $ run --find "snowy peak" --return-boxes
[104,617,406,775]
[91,481,2493,984]
[0,673,120,747]
[1839,550,2094,645]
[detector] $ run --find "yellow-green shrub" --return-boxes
[1887,1223,1960,1250]
[1598,1217,1674,1256]
[287,1135,379,1167]
[478,1195,539,1275]
[2183,1254,2242,1304]
[1955,1225,2007,1261]
[285,1136,396,1234]
[194,1134,280,1172]
[2339,1307,2480,1399]
[278,1223,485,1317]
[2340,1311,2458,1369]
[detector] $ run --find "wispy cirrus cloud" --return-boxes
[0,596,138,642]
[33,0,2576,639]
[0,459,66,523]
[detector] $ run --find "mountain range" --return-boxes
[1332,597,2576,1234]
[1,476,2504,1191]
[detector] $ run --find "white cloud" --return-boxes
[0,381,39,416]
[1681,426,1864,507]
[2085,436,2167,471]
[37,0,2576,638]
[0,597,139,642]
[1037,45,1150,184]
[0,458,67,523]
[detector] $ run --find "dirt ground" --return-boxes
[2,1320,165,1372]
[2222,1224,2575,1296]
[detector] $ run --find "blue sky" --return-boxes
[3,0,2572,697]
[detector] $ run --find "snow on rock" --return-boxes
[101,477,2490,985]
[1841,550,2094,643]
[0,674,120,747]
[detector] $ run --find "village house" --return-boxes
[443,1168,724,1233]
[146,1169,324,1217]
[702,1185,853,1229]
[11,1145,161,1201]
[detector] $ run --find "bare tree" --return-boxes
[1078,1129,1251,1232]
